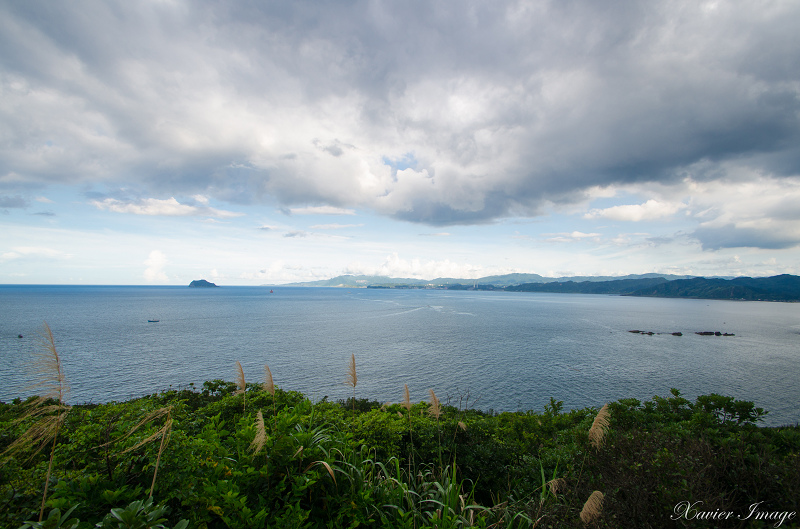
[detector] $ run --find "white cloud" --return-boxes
[309,223,363,229]
[344,253,486,279]
[585,200,687,222]
[0,246,69,262]
[684,176,800,249]
[289,206,356,216]
[91,197,243,218]
[143,250,168,282]
[543,231,602,243]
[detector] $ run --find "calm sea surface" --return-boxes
[1,285,799,425]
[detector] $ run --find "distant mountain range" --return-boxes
[281,272,695,288]
[279,273,800,301]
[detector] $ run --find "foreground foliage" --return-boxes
[2,382,798,528]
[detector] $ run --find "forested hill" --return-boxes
[505,277,669,294]
[623,274,800,301]
[507,274,800,301]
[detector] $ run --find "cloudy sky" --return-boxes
[1,0,799,285]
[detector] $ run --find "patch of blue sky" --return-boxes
[381,153,418,177]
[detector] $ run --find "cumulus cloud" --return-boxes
[289,206,356,216]
[91,197,243,218]
[585,200,687,221]
[344,253,486,279]
[686,177,800,249]
[143,250,168,282]
[309,223,363,229]
[0,0,798,229]
[240,260,326,283]
[544,231,602,243]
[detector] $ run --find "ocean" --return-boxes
[1,285,799,425]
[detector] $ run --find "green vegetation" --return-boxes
[507,274,800,301]
[623,274,800,301]
[505,278,669,295]
[2,383,799,528]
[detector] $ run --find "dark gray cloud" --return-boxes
[1,0,798,228]
[0,195,28,208]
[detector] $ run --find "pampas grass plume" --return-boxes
[2,322,72,521]
[346,354,357,388]
[30,322,69,405]
[548,477,566,495]
[402,384,411,411]
[428,389,441,419]
[588,403,610,449]
[263,365,275,396]
[234,361,246,396]
[251,410,267,454]
[580,490,604,524]
[3,323,71,461]
[112,406,173,499]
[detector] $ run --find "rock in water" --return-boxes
[189,279,218,288]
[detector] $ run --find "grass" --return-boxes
[234,361,246,412]
[1,322,72,522]
[346,354,357,417]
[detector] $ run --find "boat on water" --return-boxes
[148,319,160,323]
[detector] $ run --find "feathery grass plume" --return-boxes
[580,490,604,524]
[345,354,357,415]
[428,389,441,419]
[234,360,246,411]
[548,477,565,495]
[428,389,444,471]
[346,353,357,388]
[114,406,173,499]
[588,403,610,449]
[263,365,277,430]
[251,410,267,454]
[1,322,72,521]
[402,384,415,475]
[262,365,275,396]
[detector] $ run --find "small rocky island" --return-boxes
[189,279,218,288]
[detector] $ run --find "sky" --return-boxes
[1,0,800,285]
